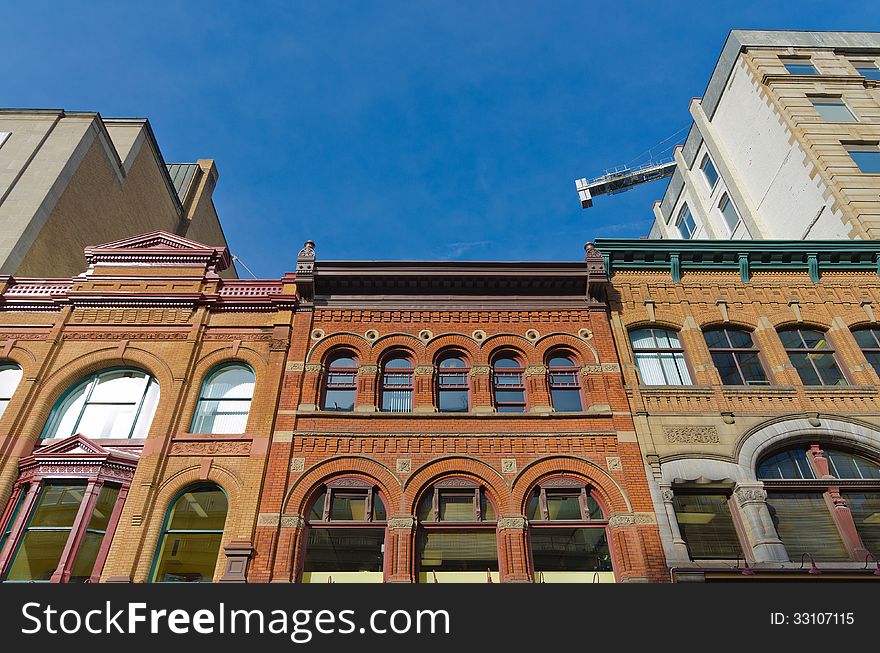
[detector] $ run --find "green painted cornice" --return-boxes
[591,239,880,283]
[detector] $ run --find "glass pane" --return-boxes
[844,492,880,556]
[658,352,691,385]
[813,101,855,122]
[726,330,753,349]
[29,485,85,528]
[799,330,827,349]
[152,532,223,582]
[330,494,368,521]
[0,364,22,400]
[324,389,355,411]
[439,389,468,412]
[493,358,520,369]
[304,529,384,572]
[381,389,412,412]
[673,493,741,559]
[417,494,434,522]
[853,329,880,348]
[418,530,498,571]
[789,353,821,386]
[548,356,575,367]
[546,494,582,520]
[865,352,880,379]
[784,62,817,75]
[720,196,740,231]
[201,366,255,400]
[480,493,495,521]
[439,493,475,521]
[551,388,582,412]
[526,491,540,520]
[308,489,327,521]
[439,357,466,368]
[629,329,655,349]
[856,66,880,81]
[757,448,814,480]
[703,330,728,349]
[711,351,742,385]
[656,329,680,349]
[766,492,848,560]
[737,352,768,385]
[44,383,89,439]
[77,403,137,439]
[191,399,251,434]
[777,330,804,348]
[813,353,845,386]
[167,488,228,531]
[384,358,412,370]
[5,530,70,581]
[826,449,880,480]
[328,357,357,368]
[849,149,880,174]
[530,528,612,571]
[494,389,525,407]
[373,495,386,521]
[69,532,103,583]
[701,157,718,188]
[130,380,160,440]
[89,370,148,402]
[585,495,603,519]
[85,485,120,532]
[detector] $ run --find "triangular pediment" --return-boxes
[87,230,217,252]
[82,230,231,273]
[33,433,111,457]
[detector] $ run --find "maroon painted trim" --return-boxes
[89,485,128,583]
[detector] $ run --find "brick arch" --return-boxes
[425,333,481,364]
[403,456,511,514]
[284,456,403,515]
[534,333,599,365]
[372,335,425,365]
[483,338,530,365]
[0,346,37,377]
[20,345,176,444]
[511,456,632,515]
[621,317,685,332]
[306,332,369,365]
[699,316,760,332]
[771,318,834,333]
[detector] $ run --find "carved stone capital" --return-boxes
[280,514,307,529]
[286,361,304,372]
[734,485,767,506]
[496,516,528,530]
[661,488,675,503]
[387,516,417,530]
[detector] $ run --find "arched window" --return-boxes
[527,480,612,579]
[0,363,23,419]
[322,353,358,411]
[302,479,386,583]
[629,328,692,386]
[852,328,880,378]
[757,443,880,560]
[41,368,160,440]
[704,328,768,386]
[191,363,255,434]
[492,354,526,413]
[416,480,497,582]
[436,354,469,413]
[380,355,413,412]
[151,484,227,582]
[778,328,845,386]
[547,354,583,412]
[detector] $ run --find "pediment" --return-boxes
[88,230,215,252]
[34,433,110,456]
[83,230,231,273]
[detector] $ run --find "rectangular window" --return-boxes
[810,98,856,122]
[630,329,692,386]
[68,484,119,583]
[438,492,476,521]
[700,155,719,189]
[766,492,848,560]
[846,145,880,174]
[718,194,741,233]
[303,529,385,572]
[530,528,612,572]
[852,62,880,80]
[673,493,742,560]
[418,530,498,572]
[781,58,817,75]
[843,492,880,556]
[676,205,697,239]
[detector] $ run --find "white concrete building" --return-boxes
[650,30,880,241]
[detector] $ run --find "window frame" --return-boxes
[780,57,818,76]
[435,352,470,413]
[190,362,256,434]
[703,327,770,386]
[379,353,414,413]
[491,352,527,413]
[0,362,23,420]
[844,143,880,174]
[699,154,719,191]
[671,487,745,561]
[629,328,694,386]
[851,60,880,81]
[321,352,359,412]
[808,96,857,123]
[718,193,743,235]
[546,352,584,412]
[852,327,880,380]
[675,204,697,239]
[778,328,847,387]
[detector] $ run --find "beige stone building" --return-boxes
[650,30,880,241]
[0,108,235,277]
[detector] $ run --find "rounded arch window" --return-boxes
[756,443,880,560]
[526,479,612,577]
[151,484,228,582]
[191,363,255,434]
[546,352,583,412]
[852,327,880,379]
[322,351,358,411]
[436,352,469,413]
[0,362,23,419]
[302,479,386,583]
[380,354,413,412]
[416,479,498,582]
[778,328,845,386]
[491,352,525,413]
[41,368,160,440]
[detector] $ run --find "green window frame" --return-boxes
[190,363,255,434]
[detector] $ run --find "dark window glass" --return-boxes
[381,357,412,412]
[5,484,85,582]
[676,205,697,239]
[779,329,845,386]
[323,356,357,411]
[330,494,369,521]
[548,355,583,412]
[437,356,469,413]
[439,493,475,521]
[418,530,498,572]
[530,528,612,572]
[782,60,818,75]
[853,328,880,379]
[844,492,880,556]
[492,356,525,412]
[673,493,742,560]
[700,155,719,189]
[847,147,880,174]
[152,486,227,582]
[825,449,880,480]
[546,493,583,520]
[757,447,814,480]
[766,492,848,560]
[855,64,880,81]
[304,529,384,572]
[705,328,768,386]
[69,485,120,583]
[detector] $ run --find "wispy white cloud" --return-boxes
[440,240,491,260]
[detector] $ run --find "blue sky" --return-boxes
[3,2,877,276]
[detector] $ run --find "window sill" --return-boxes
[296,408,613,418]
[635,385,714,394]
[802,385,878,395]
[721,385,796,395]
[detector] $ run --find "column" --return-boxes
[497,516,530,582]
[525,366,551,414]
[413,366,436,413]
[51,479,101,583]
[659,485,691,562]
[733,483,788,562]
[386,516,416,583]
[0,482,40,574]
[470,366,493,413]
[356,365,379,412]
